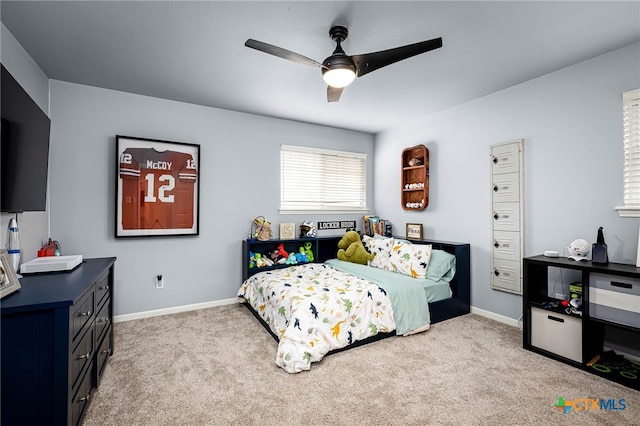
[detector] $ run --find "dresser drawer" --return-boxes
[72,289,95,341]
[531,307,582,362]
[71,366,93,426]
[71,326,95,390]
[589,273,640,328]
[96,296,111,343]
[95,272,111,307]
[96,325,113,385]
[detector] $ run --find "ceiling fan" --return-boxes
[245,26,442,102]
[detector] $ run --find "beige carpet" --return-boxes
[83,304,639,425]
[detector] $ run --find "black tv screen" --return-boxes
[1,64,51,213]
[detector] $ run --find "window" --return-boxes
[280,145,367,213]
[616,89,640,217]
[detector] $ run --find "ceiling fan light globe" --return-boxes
[322,68,356,88]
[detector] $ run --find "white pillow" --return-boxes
[386,241,432,279]
[362,235,394,269]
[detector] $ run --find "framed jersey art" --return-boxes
[115,135,200,237]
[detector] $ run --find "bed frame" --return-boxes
[241,238,470,354]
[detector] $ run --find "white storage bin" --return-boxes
[531,307,582,362]
[589,273,640,328]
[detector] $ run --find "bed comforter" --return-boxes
[238,261,434,373]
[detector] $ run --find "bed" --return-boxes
[237,237,470,373]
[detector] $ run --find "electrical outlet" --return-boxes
[555,293,566,300]
[156,274,164,289]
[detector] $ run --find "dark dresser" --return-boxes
[1,257,116,426]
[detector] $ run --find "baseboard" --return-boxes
[471,306,520,328]
[114,298,238,323]
[115,299,521,328]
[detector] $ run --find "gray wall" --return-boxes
[48,80,374,315]
[0,23,49,264]
[374,42,640,321]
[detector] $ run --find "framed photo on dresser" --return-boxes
[0,249,21,299]
[115,135,200,237]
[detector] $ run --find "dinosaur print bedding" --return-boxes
[237,262,396,373]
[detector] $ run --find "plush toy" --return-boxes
[254,252,267,267]
[277,243,289,259]
[248,251,256,269]
[337,230,375,265]
[302,241,314,262]
[285,253,298,265]
[253,217,273,241]
[295,248,308,263]
[270,249,287,265]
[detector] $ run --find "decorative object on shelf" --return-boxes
[115,135,199,237]
[279,222,295,239]
[252,216,272,241]
[406,223,423,240]
[299,220,317,238]
[5,218,20,273]
[302,241,314,262]
[362,216,390,237]
[592,227,609,264]
[0,248,21,299]
[401,145,429,210]
[567,238,590,261]
[317,220,356,231]
[337,230,374,265]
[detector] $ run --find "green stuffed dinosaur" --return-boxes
[337,230,375,265]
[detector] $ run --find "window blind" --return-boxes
[623,89,640,209]
[280,145,367,212]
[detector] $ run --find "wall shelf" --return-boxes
[401,145,429,210]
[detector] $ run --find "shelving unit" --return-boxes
[242,236,342,281]
[523,255,640,390]
[401,145,428,210]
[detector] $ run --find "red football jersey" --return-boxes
[119,148,197,230]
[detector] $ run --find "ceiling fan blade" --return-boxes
[327,86,344,103]
[351,37,443,77]
[245,39,325,68]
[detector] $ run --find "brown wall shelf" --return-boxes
[401,144,429,210]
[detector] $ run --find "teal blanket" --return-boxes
[325,259,443,335]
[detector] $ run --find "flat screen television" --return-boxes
[1,63,51,213]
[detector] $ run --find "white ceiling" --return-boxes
[2,1,639,134]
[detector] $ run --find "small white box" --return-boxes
[20,255,83,274]
[531,307,582,362]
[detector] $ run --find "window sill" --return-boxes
[615,206,640,218]
[279,208,370,215]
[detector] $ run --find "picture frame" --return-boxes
[280,223,295,239]
[0,249,21,299]
[115,135,200,237]
[406,223,423,240]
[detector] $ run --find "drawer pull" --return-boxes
[101,347,112,355]
[493,270,500,277]
[76,352,91,360]
[493,212,499,220]
[493,184,498,192]
[493,240,500,248]
[98,285,110,291]
[78,394,90,403]
[97,317,110,324]
[611,281,632,289]
[547,315,564,323]
[79,310,92,317]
